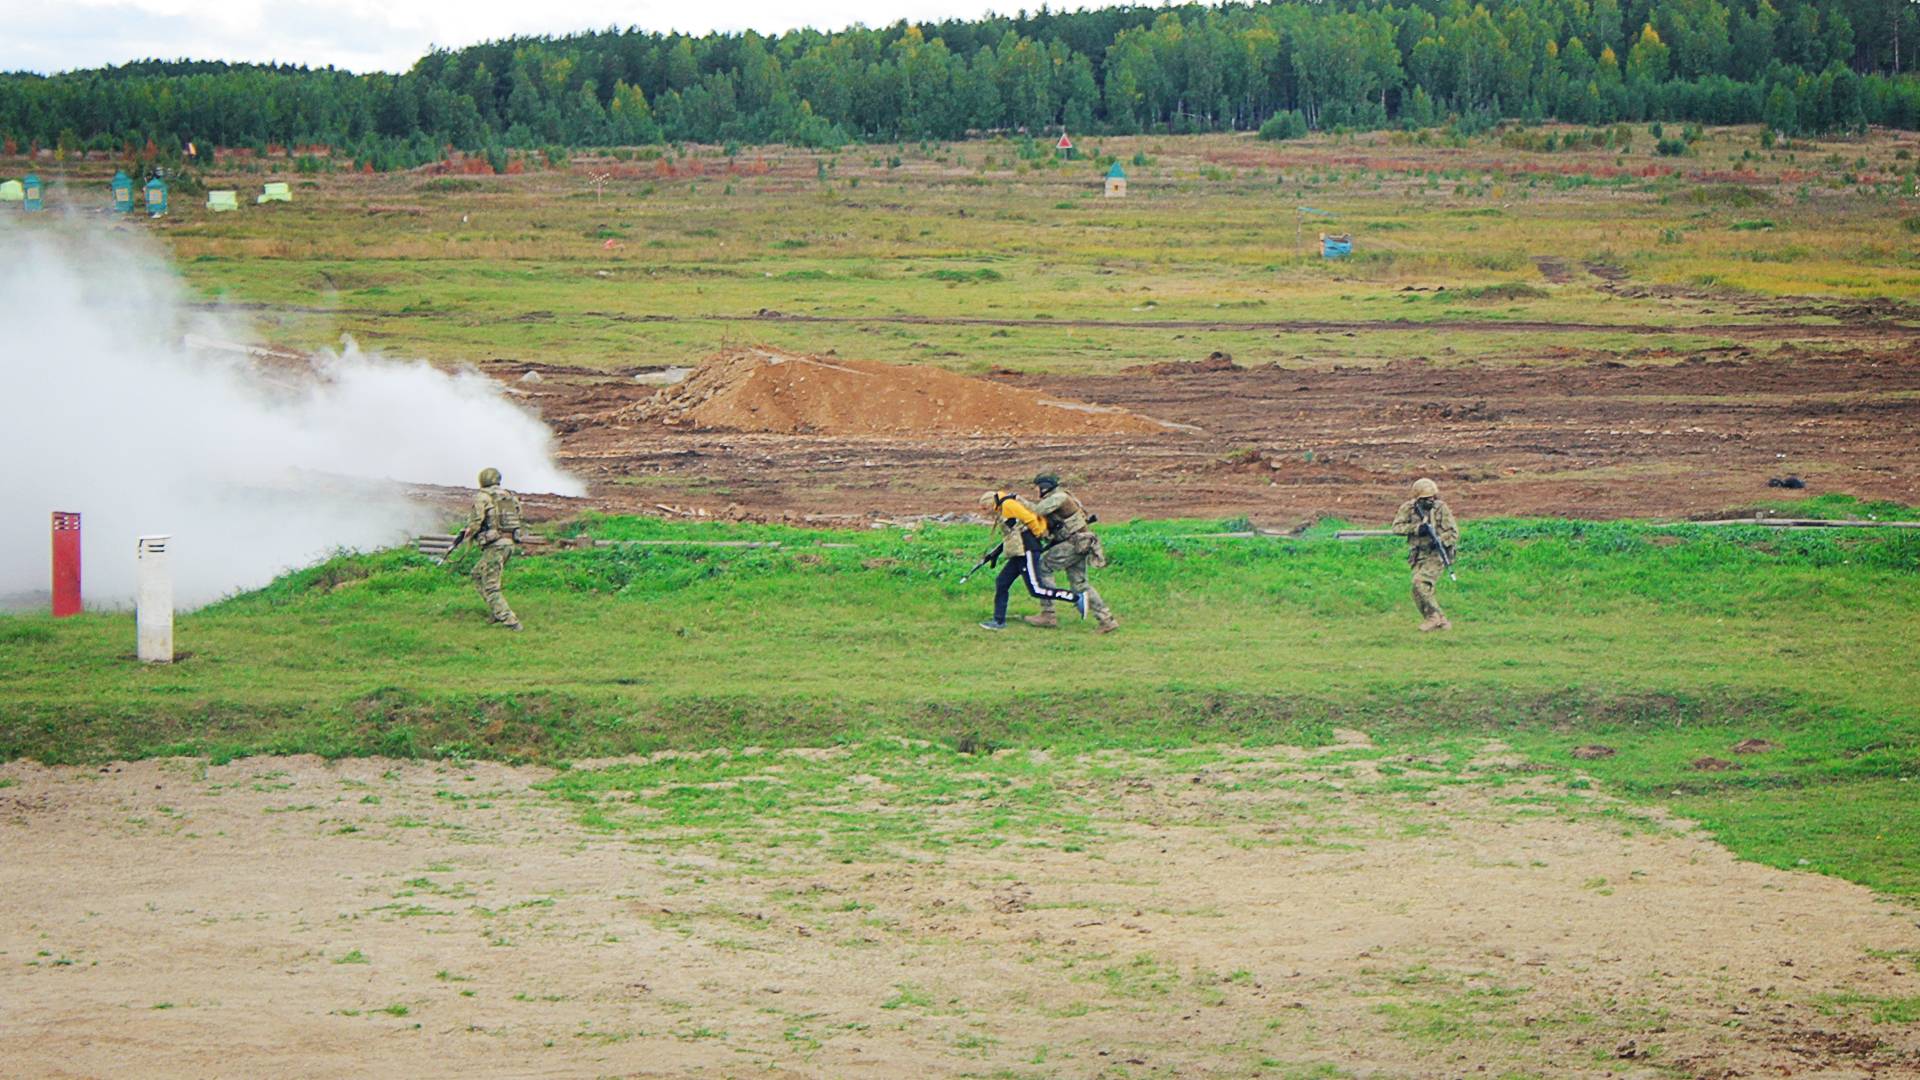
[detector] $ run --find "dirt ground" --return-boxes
[4,741,1917,1079]
[510,342,1920,524]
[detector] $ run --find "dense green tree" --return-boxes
[2,0,1916,167]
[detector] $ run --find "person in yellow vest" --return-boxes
[977,490,1085,631]
[452,467,525,630]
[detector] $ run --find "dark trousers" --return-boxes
[993,542,1078,623]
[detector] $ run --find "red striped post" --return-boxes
[51,512,81,617]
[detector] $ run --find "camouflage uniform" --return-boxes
[978,491,1080,629]
[1029,483,1118,633]
[464,470,525,629]
[1390,478,1458,631]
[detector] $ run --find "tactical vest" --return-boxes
[1045,490,1091,538]
[488,488,525,536]
[1407,500,1447,554]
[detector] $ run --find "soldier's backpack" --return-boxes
[491,488,526,537]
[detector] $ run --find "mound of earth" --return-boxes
[1131,350,1243,376]
[627,348,1172,437]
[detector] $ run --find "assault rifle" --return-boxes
[1420,517,1456,581]
[958,544,1002,584]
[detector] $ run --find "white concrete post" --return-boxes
[136,535,174,663]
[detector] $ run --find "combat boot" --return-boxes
[1418,615,1446,632]
[1024,611,1059,628]
[1096,614,1119,634]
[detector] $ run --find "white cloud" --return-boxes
[6,0,1144,75]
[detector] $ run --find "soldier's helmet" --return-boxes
[1412,478,1440,499]
[1033,472,1061,492]
[979,491,1004,509]
[479,467,503,488]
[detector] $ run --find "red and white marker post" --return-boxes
[51,512,81,617]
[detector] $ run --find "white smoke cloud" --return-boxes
[0,220,582,610]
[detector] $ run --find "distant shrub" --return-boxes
[418,177,484,193]
[1729,219,1776,231]
[1677,184,1771,208]
[924,268,1004,283]
[1655,138,1689,157]
[1258,111,1308,141]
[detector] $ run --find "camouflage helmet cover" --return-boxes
[979,490,1003,508]
[479,467,503,488]
[1033,472,1061,492]
[1411,478,1440,499]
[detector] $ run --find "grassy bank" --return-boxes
[48,129,1912,373]
[3,506,1916,892]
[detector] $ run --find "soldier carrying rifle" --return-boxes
[973,489,1086,631]
[1390,477,1459,632]
[449,467,526,631]
[1024,472,1118,634]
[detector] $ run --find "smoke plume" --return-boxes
[0,220,583,610]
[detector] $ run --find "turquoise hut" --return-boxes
[22,173,43,212]
[144,176,168,217]
[111,171,134,212]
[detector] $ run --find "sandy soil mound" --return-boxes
[628,348,1172,436]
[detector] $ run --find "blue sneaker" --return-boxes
[979,620,1006,631]
[1075,593,1090,620]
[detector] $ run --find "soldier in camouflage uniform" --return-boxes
[977,489,1084,631]
[1026,473,1119,634]
[456,467,525,631]
[1390,477,1459,632]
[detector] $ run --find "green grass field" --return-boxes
[5,499,1916,895]
[68,126,1916,373]
[6,127,1919,1076]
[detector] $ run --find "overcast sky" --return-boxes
[8,0,1142,76]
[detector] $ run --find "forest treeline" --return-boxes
[3,0,1918,167]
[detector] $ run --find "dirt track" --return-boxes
[4,743,1916,1078]
[516,346,1920,523]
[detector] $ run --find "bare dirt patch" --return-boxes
[523,347,1920,524]
[2,747,1916,1078]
